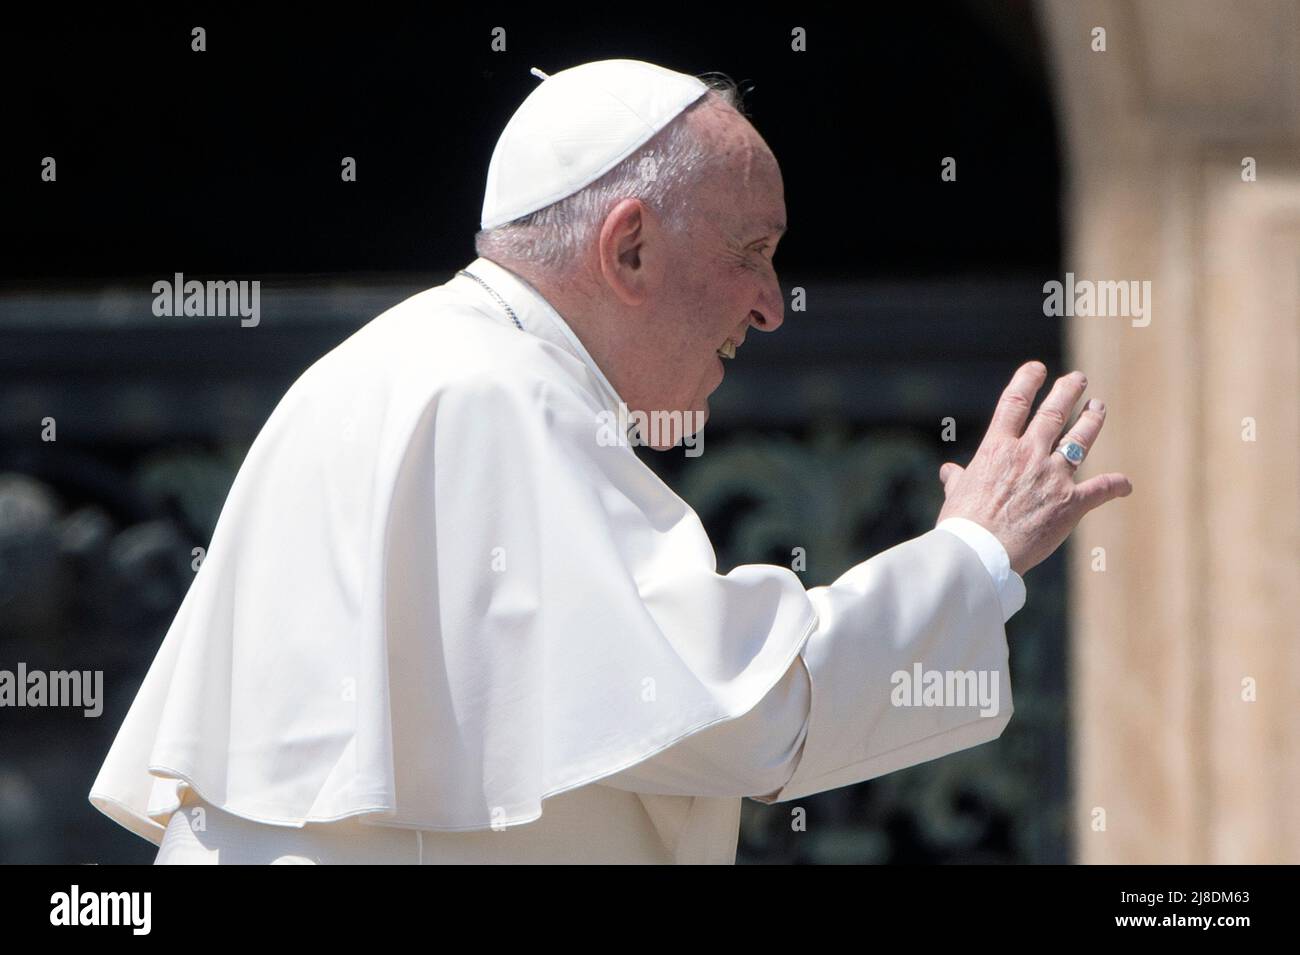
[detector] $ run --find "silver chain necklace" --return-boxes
[457,269,524,331]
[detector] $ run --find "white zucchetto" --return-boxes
[480,59,709,230]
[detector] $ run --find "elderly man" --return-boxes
[89,59,1130,864]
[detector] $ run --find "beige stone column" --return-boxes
[1038,0,1300,863]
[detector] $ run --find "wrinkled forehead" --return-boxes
[725,165,787,242]
[683,101,785,233]
[704,148,785,232]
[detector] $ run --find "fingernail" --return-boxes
[1086,398,1105,413]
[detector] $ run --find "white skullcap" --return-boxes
[480,59,710,230]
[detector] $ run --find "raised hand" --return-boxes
[936,361,1133,576]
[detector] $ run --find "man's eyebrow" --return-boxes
[750,221,787,241]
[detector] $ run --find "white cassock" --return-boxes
[89,256,1026,865]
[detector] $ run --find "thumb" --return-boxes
[939,462,964,489]
[1072,471,1133,515]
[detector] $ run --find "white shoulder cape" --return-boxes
[88,261,817,843]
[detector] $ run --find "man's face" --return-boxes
[643,110,787,434]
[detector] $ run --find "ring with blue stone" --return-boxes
[1054,439,1087,467]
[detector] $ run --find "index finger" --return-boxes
[988,361,1048,438]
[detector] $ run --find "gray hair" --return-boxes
[474,73,746,276]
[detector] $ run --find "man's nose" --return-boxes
[749,274,785,333]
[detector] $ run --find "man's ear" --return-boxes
[597,198,660,307]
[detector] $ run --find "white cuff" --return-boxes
[935,517,1026,623]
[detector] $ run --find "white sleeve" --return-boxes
[596,652,811,800]
[598,528,1014,803]
[935,517,1027,623]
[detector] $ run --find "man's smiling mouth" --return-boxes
[716,340,737,360]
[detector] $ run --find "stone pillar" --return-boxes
[1038,0,1300,863]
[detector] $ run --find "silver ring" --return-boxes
[1054,439,1087,467]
